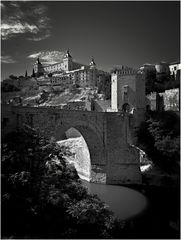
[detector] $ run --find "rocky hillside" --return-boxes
[2,86,105,110]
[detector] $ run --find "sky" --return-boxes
[1,1,180,80]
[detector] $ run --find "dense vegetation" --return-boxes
[136,111,180,173]
[97,75,111,99]
[145,69,179,95]
[1,82,20,92]
[2,126,126,239]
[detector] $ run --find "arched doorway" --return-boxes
[122,103,130,112]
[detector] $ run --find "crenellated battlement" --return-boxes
[112,66,138,76]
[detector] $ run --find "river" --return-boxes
[82,180,148,220]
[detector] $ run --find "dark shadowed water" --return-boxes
[82,180,148,220]
[82,181,180,238]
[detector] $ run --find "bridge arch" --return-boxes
[54,121,107,183]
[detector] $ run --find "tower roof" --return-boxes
[89,56,96,66]
[37,57,41,64]
[64,49,72,58]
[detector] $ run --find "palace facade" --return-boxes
[33,50,109,88]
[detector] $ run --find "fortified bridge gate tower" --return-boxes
[2,105,142,185]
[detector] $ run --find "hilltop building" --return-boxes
[140,61,180,81]
[33,50,109,88]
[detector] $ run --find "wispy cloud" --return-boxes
[1,22,39,40]
[27,30,51,41]
[1,2,51,41]
[28,51,65,65]
[1,55,16,64]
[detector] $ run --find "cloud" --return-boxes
[1,22,39,40]
[1,55,16,64]
[28,52,42,59]
[28,51,66,65]
[1,2,51,41]
[27,30,51,41]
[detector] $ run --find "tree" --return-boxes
[2,127,124,239]
[136,111,180,172]
[31,69,36,78]
[9,74,18,80]
[1,82,20,92]
[144,68,157,94]
[97,75,111,99]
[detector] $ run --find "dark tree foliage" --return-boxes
[145,70,157,94]
[97,75,111,99]
[136,111,180,172]
[1,82,20,92]
[32,69,36,78]
[1,126,124,239]
[9,74,18,80]
[145,69,179,94]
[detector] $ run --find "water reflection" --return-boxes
[82,180,148,220]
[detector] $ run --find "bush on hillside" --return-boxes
[2,82,20,92]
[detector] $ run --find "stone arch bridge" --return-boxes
[2,104,142,184]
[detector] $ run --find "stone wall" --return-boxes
[105,112,141,184]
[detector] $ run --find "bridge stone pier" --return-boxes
[2,104,142,185]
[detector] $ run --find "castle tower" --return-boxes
[111,66,146,126]
[63,49,73,71]
[89,56,96,69]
